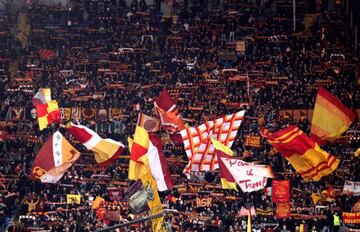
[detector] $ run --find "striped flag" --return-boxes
[33,88,60,131]
[128,126,173,191]
[67,123,124,167]
[30,131,80,183]
[180,110,245,173]
[266,125,339,181]
[311,87,355,143]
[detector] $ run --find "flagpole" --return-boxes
[293,0,296,31]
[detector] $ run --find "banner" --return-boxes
[66,194,81,204]
[137,113,160,132]
[343,181,360,196]
[291,214,326,220]
[244,135,261,148]
[275,201,291,218]
[255,208,274,216]
[108,189,122,201]
[196,197,212,208]
[109,108,124,120]
[81,108,96,121]
[71,107,81,122]
[272,180,290,203]
[218,152,273,192]
[96,108,108,122]
[6,107,26,120]
[342,212,360,224]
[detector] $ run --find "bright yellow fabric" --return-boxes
[38,116,48,131]
[133,126,149,149]
[47,100,59,113]
[286,144,339,182]
[66,194,81,204]
[128,127,165,232]
[91,139,120,163]
[92,196,105,209]
[211,138,233,156]
[140,169,165,232]
[220,178,238,191]
[311,96,352,140]
[333,215,340,225]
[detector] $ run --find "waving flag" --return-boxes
[30,131,80,183]
[214,139,274,192]
[311,87,355,143]
[128,126,172,191]
[67,123,124,167]
[180,110,245,173]
[33,88,61,131]
[265,125,339,181]
[154,90,185,144]
[128,126,166,232]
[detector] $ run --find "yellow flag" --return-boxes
[128,126,166,232]
[66,194,81,204]
[92,196,105,209]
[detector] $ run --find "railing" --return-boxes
[95,209,178,232]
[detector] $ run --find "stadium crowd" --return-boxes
[0,0,359,231]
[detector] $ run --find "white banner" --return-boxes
[343,180,360,196]
[220,156,274,192]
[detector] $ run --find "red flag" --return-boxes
[154,90,185,144]
[33,88,61,131]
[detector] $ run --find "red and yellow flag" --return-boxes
[266,125,339,181]
[33,88,61,131]
[67,123,125,167]
[128,126,165,232]
[311,87,355,143]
